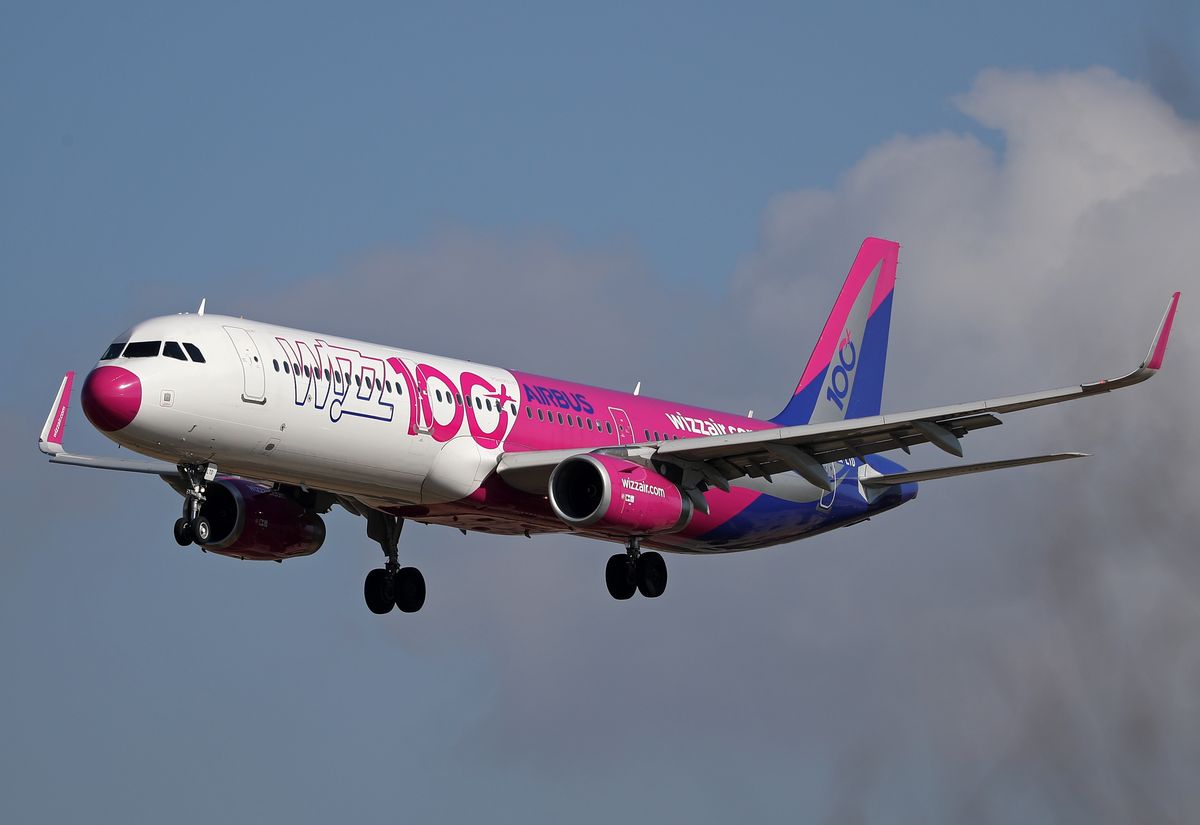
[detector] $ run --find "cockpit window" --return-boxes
[163,341,187,361]
[183,343,205,363]
[123,341,161,358]
[100,342,126,361]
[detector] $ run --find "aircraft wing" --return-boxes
[498,292,1179,496]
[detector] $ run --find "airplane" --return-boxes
[37,238,1180,615]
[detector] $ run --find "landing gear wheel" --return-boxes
[364,568,394,614]
[190,515,212,545]
[394,567,426,613]
[635,551,668,598]
[605,554,637,600]
[173,518,194,546]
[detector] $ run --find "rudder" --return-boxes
[771,237,899,426]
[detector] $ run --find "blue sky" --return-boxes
[2,3,1198,823]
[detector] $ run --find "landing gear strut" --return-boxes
[173,462,217,546]
[605,538,667,600]
[363,511,425,614]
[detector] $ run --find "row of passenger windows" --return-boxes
[271,359,518,415]
[101,341,205,362]
[270,357,686,442]
[523,405,616,434]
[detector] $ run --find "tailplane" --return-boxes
[771,237,899,426]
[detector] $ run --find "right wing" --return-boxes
[38,371,180,476]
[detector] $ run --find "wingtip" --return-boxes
[1145,292,1180,371]
[38,371,75,455]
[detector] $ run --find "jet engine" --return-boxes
[195,478,326,561]
[548,454,692,536]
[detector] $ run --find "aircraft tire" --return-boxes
[394,567,426,614]
[605,554,637,600]
[635,551,667,598]
[173,518,194,546]
[364,568,394,614]
[190,515,213,545]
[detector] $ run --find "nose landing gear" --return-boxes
[173,462,217,546]
[363,511,426,614]
[605,538,667,601]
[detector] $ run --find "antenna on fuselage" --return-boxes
[633,381,641,396]
[197,298,206,316]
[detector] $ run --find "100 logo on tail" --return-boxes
[824,331,858,411]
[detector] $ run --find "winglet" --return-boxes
[1082,292,1181,394]
[1144,291,1180,371]
[39,371,75,456]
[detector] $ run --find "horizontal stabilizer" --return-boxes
[861,452,1088,488]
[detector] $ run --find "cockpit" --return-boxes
[100,340,206,363]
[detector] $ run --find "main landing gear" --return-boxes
[173,462,217,546]
[363,511,425,615]
[605,538,667,601]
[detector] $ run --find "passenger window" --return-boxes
[273,359,280,372]
[334,372,341,384]
[100,342,126,361]
[644,429,650,441]
[587,419,593,430]
[325,369,331,381]
[526,407,533,418]
[654,431,660,440]
[375,378,382,391]
[566,416,573,427]
[537,410,544,421]
[396,382,403,395]
[557,412,564,424]
[163,342,187,361]
[283,362,290,374]
[305,366,313,377]
[606,422,613,434]
[183,343,205,363]
[436,389,443,403]
[123,341,161,358]
[386,381,392,393]
[455,393,463,405]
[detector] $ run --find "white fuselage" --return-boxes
[103,313,521,510]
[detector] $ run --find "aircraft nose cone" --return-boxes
[82,366,141,432]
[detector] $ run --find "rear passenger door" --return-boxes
[223,326,267,403]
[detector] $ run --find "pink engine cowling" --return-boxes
[548,454,692,536]
[197,478,326,561]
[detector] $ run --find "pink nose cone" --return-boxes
[82,366,142,432]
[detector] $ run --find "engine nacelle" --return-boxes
[548,454,692,536]
[197,478,326,561]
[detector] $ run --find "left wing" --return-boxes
[498,292,1179,498]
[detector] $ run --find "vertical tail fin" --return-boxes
[771,238,899,426]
